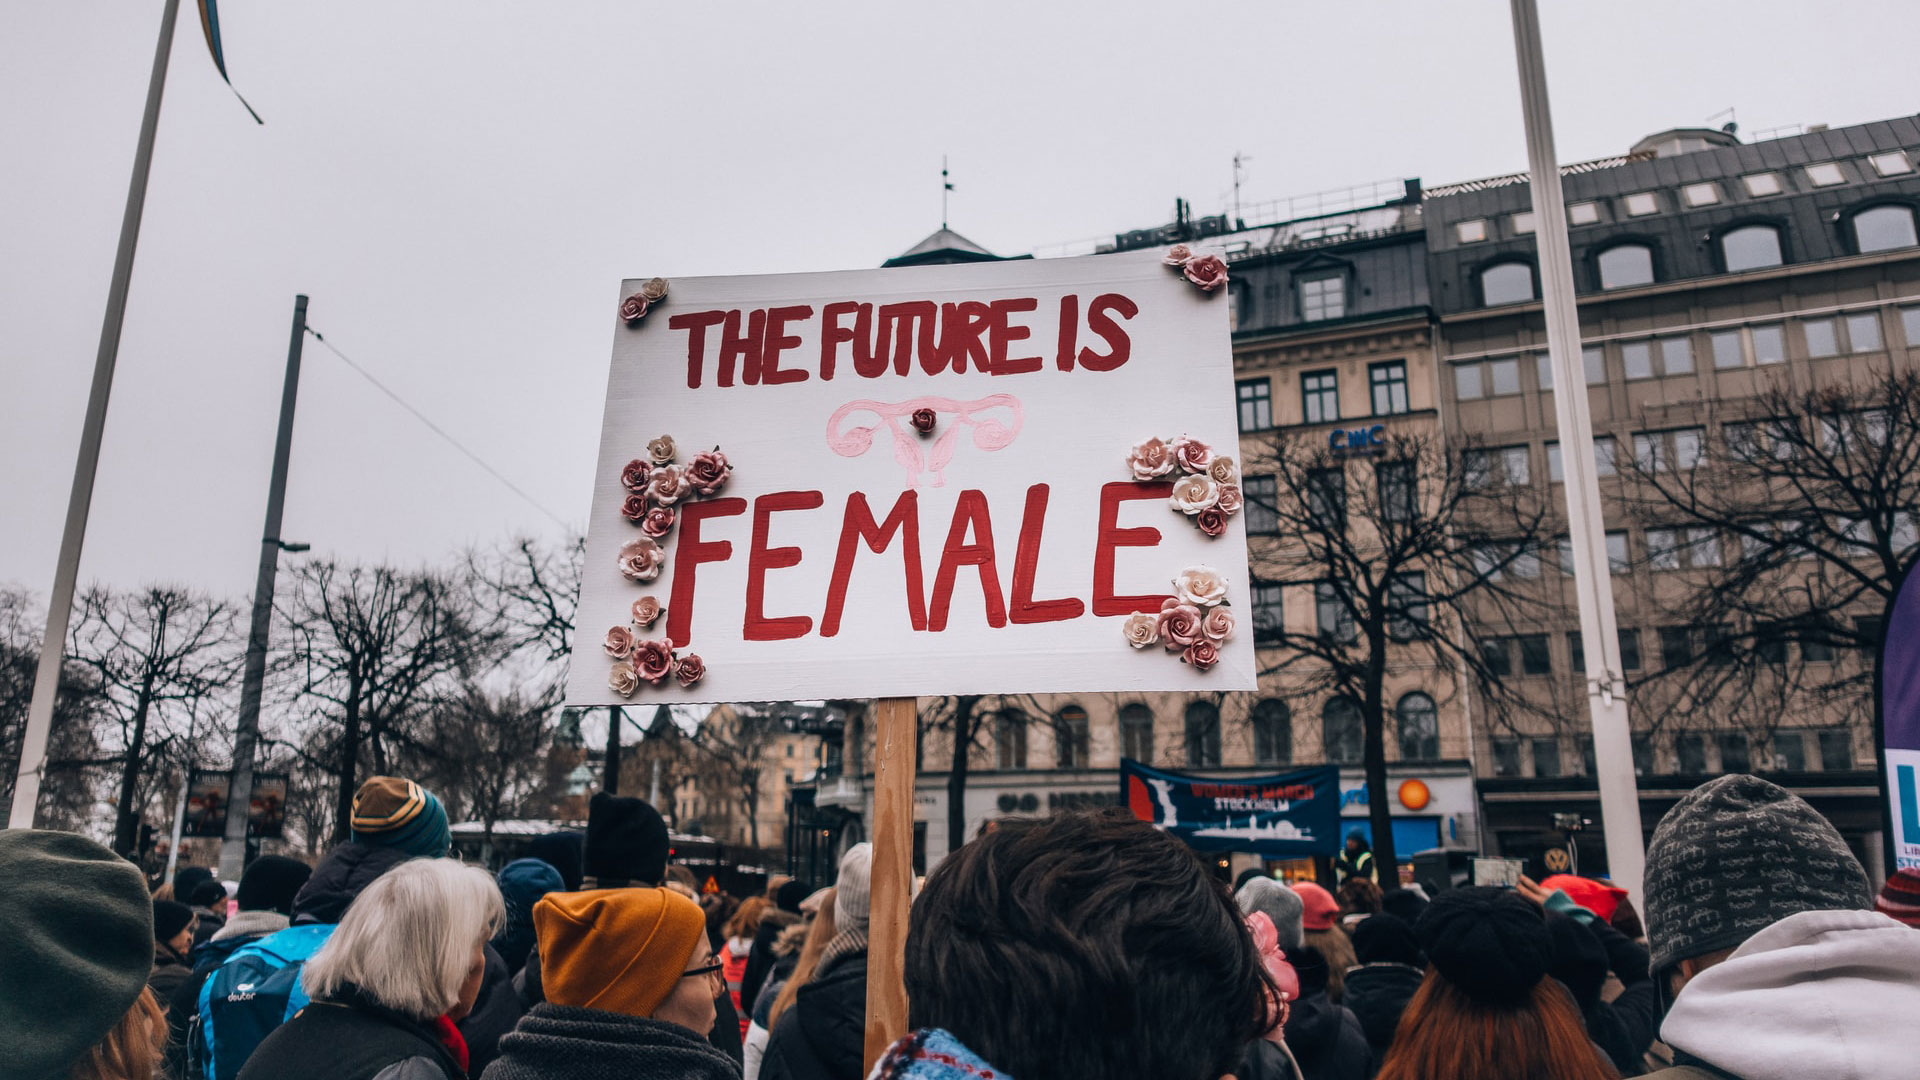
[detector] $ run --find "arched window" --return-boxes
[1119,703,1154,765]
[1185,701,1222,768]
[1852,205,1919,254]
[1721,225,1784,272]
[1396,692,1440,761]
[1480,262,1535,306]
[1596,244,1655,289]
[1054,704,1090,770]
[1322,697,1364,765]
[1252,699,1292,764]
[995,711,1027,770]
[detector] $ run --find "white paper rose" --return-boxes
[1208,455,1239,486]
[1123,612,1160,649]
[607,661,639,697]
[1168,474,1220,515]
[1173,565,1229,608]
[617,538,666,582]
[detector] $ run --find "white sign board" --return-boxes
[567,250,1256,705]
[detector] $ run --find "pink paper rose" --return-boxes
[1122,612,1160,649]
[1195,506,1229,537]
[1183,640,1221,671]
[617,538,666,582]
[1169,474,1220,515]
[607,661,640,697]
[647,465,689,506]
[1173,565,1229,607]
[640,506,676,538]
[1216,483,1243,515]
[620,458,652,492]
[620,293,650,323]
[1172,435,1214,473]
[910,407,937,435]
[632,595,664,628]
[1128,436,1177,481]
[1164,243,1193,266]
[1158,600,1205,648]
[603,624,635,659]
[1202,605,1235,643]
[621,494,650,523]
[632,638,676,685]
[638,277,670,302]
[674,653,706,688]
[1183,254,1229,292]
[684,450,731,496]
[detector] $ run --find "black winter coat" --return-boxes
[1581,921,1662,1077]
[738,919,786,1018]
[759,951,865,1080]
[459,943,524,1076]
[1340,962,1423,1069]
[1281,990,1370,1080]
[290,842,414,924]
[238,987,465,1080]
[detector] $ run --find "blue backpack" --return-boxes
[192,923,336,1080]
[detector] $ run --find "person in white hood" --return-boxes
[1640,773,1920,1080]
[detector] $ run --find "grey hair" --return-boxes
[302,857,504,1021]
[1235,877,1305,952]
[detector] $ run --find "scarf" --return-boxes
[873,1029,1009,1080]
[430,1015,470,1073]
[210,908,290,943]
[485,1003,739,1080]
[816,929,868,975]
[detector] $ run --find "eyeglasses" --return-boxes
[682,961,724,982]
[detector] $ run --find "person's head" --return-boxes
[349,776,451,858]
[1292,880,1340,931]
[1380,887,1429,925]
[665,863,700,892]
[1346,832,1369,855]
[2,830,157,1080]
[1643,774,1872,993]
[1352,912,1424,968]
[188,879,227,911]
[904,809,1273,1080]
[535,886,717,1034]
[526,831,584,892]
[1303,924,1356,1002]
[1375,887,1613,1080]
[833,842,872,936]
[1338,875,1384,917]
[774,876,813,914]
[1234,866,1270,892]
[236,854,312,915]
[770,888,838,1029]
[1544,913,1607,1009]
[302,857,503,1023]
[171,865,214,906]
[1236,876,1305,952]
[583,792,669,887]
[1876,867,1920,928]
[151,900,195,956]
[726,895,769,941]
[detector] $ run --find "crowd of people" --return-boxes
[10,770,1920,1080]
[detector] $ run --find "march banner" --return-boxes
[1120,758,1342,858]
[1880,563,1920,871]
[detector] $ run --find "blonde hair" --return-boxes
[68,986,165,1080]
[1306,924,1358,1003]
[302,858,503,1021]
[769,888,836,1029]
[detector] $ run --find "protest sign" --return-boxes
[1121,759,1342,858]
[568,250,1256,706]
[1880,562,1920,871]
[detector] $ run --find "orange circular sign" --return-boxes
[1397,778,1432,811]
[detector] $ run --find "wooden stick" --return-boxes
[863,695,917,1073]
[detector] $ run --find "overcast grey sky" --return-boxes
[5,1,1917,602]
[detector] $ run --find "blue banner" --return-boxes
[1120,759,1342,858]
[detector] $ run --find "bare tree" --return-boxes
[417,684,556,844]
[1242,428,1553,881]
[65,586,239,856]
[466,535,584,667]
[0,586,109,830]
[916,694,1051,855]
[681,704,792,852]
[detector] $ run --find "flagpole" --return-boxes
[9,0,183,828]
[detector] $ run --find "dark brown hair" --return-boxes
[904,809,1273,1080]
[1374,969,1616,1080]
[1338,875,1384,917]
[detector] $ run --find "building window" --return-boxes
[1660,336,1693,374]
[1870,151,1913,177]
[1583,345,1607,385]
[1772,731,1807,771]
[1659,626,1693,668]
[1852,205,1919,253]
[1567,201,1601,226]
[1721,225,1784,272]
[1742,172,1782,197]
[1847,312,1883,352]
[1370,361,1409,415]
[1519,634,1553,675]
[1322,697,1363,765]
[1632,734,1654,776]
[1682,182,1720,207]
[1617,627,1642,669]
[1818,730,1853,770]
[1488,357,1521,396]
[1717,732,1751,773]
[1053,704,1090,770]
[1302,369,1340,424]
[1252,699,1291,764]
[1481,262,1535,306]
[1243,475,1279,536]
[1251,580,1285,643]
[1802,637,1834,663]
[1606,531,1630,574]
[1904,306,1920,348]
[1184,701,1222,768]
[1299,275,1347,322]
[1597,243,1655,289]
[1711,329,1744,368]
[1804,162,1846,187]
[1532,738,1563,778]
[1396,692,1440,761]
[1378,461,1417,523]
[1315,582,1355,643]
[1622,340,1656,380]
[1535,352,1553,391]
[1456,219,1488,243]
[1568,630,1585,672]
[1492,738,1523,777]
[1387,572,1429,640]
[1623,192,1659,217]
[1555,535,1574,574]
[1633,427,1704,472]
[1480,637,1513,678]
[1307,468,1345,530]
[1510,211,1537,234]
[1454,362,1483,401]
[1804,318,1841,358]
[995,711,1028,770]
[1676,733,1708,774]
[1119,703,1154,764]
[1752,324,1786,364]
[1236,378,1272,432]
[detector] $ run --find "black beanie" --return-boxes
[237,855,312,915]
[1381,887,1429,925]
[1545,913,1607,1007]
[172,864,214,901]
[1644,773,1871,973]
[1416,886,1551,1005]
[584,792,669,886]
[153,899,195,943]
[528,830,585,892]
[189,878,227,908]
[1353,912,1425,967]
[775,878,812,914]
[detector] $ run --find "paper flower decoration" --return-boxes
[621,279,670,324]
[1122,564,1234,673]
[1123,432,1241,537]
[608,434,738,692]
[910,407,937,435]
[1163,246,1229,293]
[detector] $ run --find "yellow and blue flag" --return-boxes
[196,0,263,123]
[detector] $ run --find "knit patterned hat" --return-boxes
[1644,774,1872,973]
[1877,867,1920,928]
[350,776,450,858]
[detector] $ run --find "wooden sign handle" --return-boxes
[863,695,917,1073]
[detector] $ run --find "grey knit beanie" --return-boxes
[1644,773,1871,972]
[1235,876,1305,951]
[835,842,872,934]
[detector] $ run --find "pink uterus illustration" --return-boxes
[825,394,1024,488]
